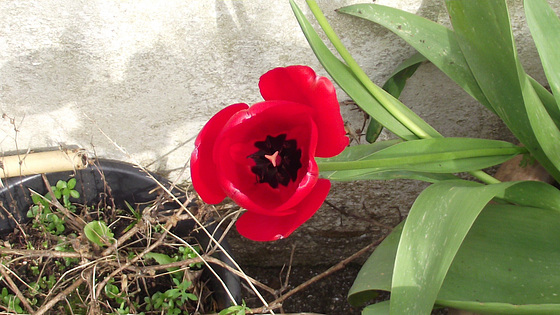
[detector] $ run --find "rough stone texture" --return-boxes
[1,0,558,270]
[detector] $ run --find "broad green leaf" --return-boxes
[363,300,390,315]
[317,137,525,174]
[84,221,114,247]
[351,202,560,314]
[337,4,494,113]
[56,180,66,190]
[67,178,76,189]
[495,180,560,211]
[349,180,560,314]
[525,0,560,112]
[291,0,440,140]
[445,0,560,182]
[391,180,504,313]
[69,189,80,199]
[439,204,560,312]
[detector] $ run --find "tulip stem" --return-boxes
[306,0,431,139]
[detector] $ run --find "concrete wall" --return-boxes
[1,0,558,265]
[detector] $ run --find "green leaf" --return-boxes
[31,193,42,205]
[445,0,560,182]
[69,189,80,199]
[320,168,457,183]
[391,180,498,313]
[348,222,404,306]
[519,67,560,172]
[290,0,439,141]
[145,252,176,266]
[145,252,183,279]
[67,178,76,189]
[337,3,494,113]
[56,180,65,190]
[382,52,425,100]
[365,118,383,144]
[530,76,560,128]
[363,300,390,315]
[365,53,427,143]
[317,137,525,175]
[53,188,61,200]
[349,180,560,314]
[84,221,114,247]
[525,0,560,112]
[318,139,455,182]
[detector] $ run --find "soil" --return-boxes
[240,264,449,315]
[242,264,365,314]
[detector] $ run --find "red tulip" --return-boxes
[190,66,348,241]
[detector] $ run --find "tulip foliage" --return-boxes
[290,0,560,314]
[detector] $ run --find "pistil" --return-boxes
[248,134,302,188]
[264,151,281,167]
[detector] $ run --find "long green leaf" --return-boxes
[520,66,560,172]
[350,201,560,314]
[445,0,560,182]
[525,0,560,112]
[530,76,560,128]
[290,0,440,140]
[320,169,456,183]
[317,137,525,174]
[349,180,560,314]
[391,180,505,313]
[337,3,494,113]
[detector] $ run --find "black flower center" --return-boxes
[248,134,302,188]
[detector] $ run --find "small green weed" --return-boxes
[144,278,198,315]
[27,178,80,236]
[0,287,23,313]
[219,300,251,315]
[3,177,215,314]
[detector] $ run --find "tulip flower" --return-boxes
[191,65,348,241]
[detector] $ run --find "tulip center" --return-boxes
[248,134,302,188]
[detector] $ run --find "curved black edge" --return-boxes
[173,219,242,309]
[0,158,241,308]
[0,159,175,233]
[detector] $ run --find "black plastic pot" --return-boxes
[0,158,241,309]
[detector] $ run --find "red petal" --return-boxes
[259,66,349,157]
[214,101,319,214]
[190,103,248,204]
[235,179,331,241]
